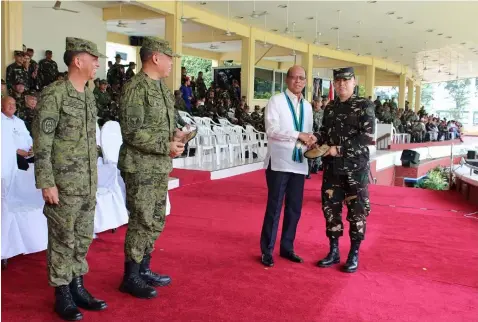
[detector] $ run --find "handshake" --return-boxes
[298,132,317,147]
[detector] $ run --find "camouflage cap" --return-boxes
[333,67,355,80]
[14,50,25,56]
[99,79,108,85]
[25,89,39,98]
[65,37,107,58]
[1,79,5,85]
[14,79,25,86]
[141,36,180,57]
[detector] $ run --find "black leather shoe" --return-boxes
[317,238,340,268]
[306,175,312,179]
[140,254,171,287]
[120,261,158,299]
[261,254,274,267]
[280,251,303,263]
[54,285,83,321]
[69,276,107,311]
[342,240,361,273]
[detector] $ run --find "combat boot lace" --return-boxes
[317,238,340,267]
[139,254,171,287]
[54,285,83,321]
[69,276,107,311]
[119,261,157,299]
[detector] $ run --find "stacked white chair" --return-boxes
[212,125,233,164]
[97,121,129,232]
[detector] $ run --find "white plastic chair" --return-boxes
[196,125,216,165]
[245,125,262,158]
[212,125,232,163]
[1,127,48,260]
[100,121,122,164]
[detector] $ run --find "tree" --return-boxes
[181,56,213,87]
[421,83,434,108]
[444,78,471,120]
[358,85,366,97]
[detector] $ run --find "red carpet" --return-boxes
[170,168,211,187]
[2,171,478,321]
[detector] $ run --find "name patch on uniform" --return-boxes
[42,117,56,134]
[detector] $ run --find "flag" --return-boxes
[328,82,334,101]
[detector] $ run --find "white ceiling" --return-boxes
[99,1,478,83]
[191,1,478,82]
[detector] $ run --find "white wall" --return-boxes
[105,42,137,75]
[23,1,107,78]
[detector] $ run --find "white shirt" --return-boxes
[263,89,313,175]
[1,113,33,151]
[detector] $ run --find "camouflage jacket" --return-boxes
[312,109,324,132]
[94,90,112,117]
[118,70,175,174]
[316,95,375,174]
[125,68,135,82]
[6,63,29,90]
[33,80,98,196]
[38,59,59,88]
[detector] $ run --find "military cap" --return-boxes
[333,67,355,80]
[141,36,180,57]
[99,79,108,85]
[45,50,52,54]
[27,48,34,52]
[25,89,39,98]
[13,79,25,86]
[65,37,107,58]
[1,79,5,85]
[129,62,136,66]
[115,54,121,59]
[14,50,24,56]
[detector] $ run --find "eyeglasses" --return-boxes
[287,76,306,81]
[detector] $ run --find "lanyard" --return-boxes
[284,92,304,163]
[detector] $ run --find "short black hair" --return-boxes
[139,47,153,63]
[63,51,84,67]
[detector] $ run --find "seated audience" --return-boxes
[1,96,34,170]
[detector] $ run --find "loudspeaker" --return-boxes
[401,149,420,168]
[467,150,476,160]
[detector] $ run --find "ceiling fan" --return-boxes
[223,0,236,37]
[33,1,79,14]
[249,0,267,19]
[179,0,198,23]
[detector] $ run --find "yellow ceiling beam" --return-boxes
[107,32,130,45]
[103,4,162,21]
[183,31,242,43]
[182,46,221,62]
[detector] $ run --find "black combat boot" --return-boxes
[139,254,171,287]
[69,276,107,311]
[54,285,83,321]
[119,261,157,299]
[317,238,340,268]
[342,240,361,273]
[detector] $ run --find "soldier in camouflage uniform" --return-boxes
[307,99,324,178]
[118,36,184,299]
[9,79,26,116]
[108,54,125,88]
[94,79,111,126]
[38,50,59,89]
[314,68,375,274]
[33,37,107,321]
[6,51,29,91]
[125,62,136,82]
[17,89,38,135]
[1,79,6,97]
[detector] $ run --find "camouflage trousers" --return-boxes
[321,164,371,241]
[44,194,95,287]
[123,172,169,263]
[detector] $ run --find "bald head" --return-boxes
[1,96,16,117]
[286,65,306,95]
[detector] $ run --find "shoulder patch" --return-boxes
[127,116,142,130]
[42,117,56,134]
